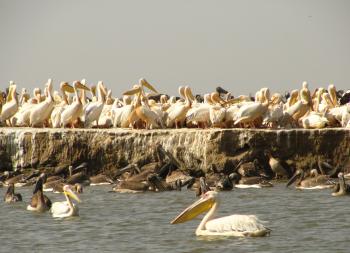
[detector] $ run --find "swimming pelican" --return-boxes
[332,173,350,196]
[61,81,90,127]
[171,191,270,237]
[51,185,81,218]
[286,169,335,189]
[27,176,52,212]
[3,183,22,203]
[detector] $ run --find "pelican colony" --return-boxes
[0,78,349,129]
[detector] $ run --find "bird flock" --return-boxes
[3,161,349,237]
[1,78,350,129]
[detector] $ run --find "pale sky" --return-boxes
[1,0,349,97]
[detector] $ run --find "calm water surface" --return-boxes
[1,184,349,253]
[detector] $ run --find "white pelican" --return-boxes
[113,96,134,128]
[285,88,310,121]
[283,89,298,111]
[0,83,18,126]
[328,84,339,107]
[98,90,114,128]
[51,82,75,128]
[19,88,30,106]
[123,79,162,129]
[209,92,226,127]
[234,88,270,127]
[263,93,284,128]
[300,111,328,129]
[171,191,270,237]
[51,185,81,218]
[29,79,55,127]
[61,81,90,127]
[186,93,211,128]
[84,81,106,127]
[28,88,43,104]
[166,86,193,128]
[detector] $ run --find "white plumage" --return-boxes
[51,201,79,218]
[171,191,270,237]
[205,214,267,234]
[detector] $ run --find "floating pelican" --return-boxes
[332,173,350,196]
[51,185,81,218]
[230,173,273,188]
[90,174,114,185]
[171,191,270,237]
[286,169,335,189]
[3,183,22,203]
[27,176,52,212]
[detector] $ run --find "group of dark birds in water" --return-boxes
[2,143,350,231]
[0,145,350,206]
[1,78,350,129]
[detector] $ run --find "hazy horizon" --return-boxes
[1,0,349,97]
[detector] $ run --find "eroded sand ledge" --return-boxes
[0,128,349,174]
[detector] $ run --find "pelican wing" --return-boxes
[186,105,210,122]
[51,201,77,217]
[205,214,267,233]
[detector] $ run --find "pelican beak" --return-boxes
[140,78,158,94]
[65,189,82,203]
[75,81,90,91]
[171,195,214,224]
[61,83,75,93]
[223,97,241,106]
[123,86,141,96]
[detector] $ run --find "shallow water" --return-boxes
[1,184,349,253]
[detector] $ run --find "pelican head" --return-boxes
[139,78,158,93]
[73,80,90,91]
[171,191,217,224]
[271,93,282,104]
[60,82,75,93]
[63,185,81,203]
[302,81,308,89]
